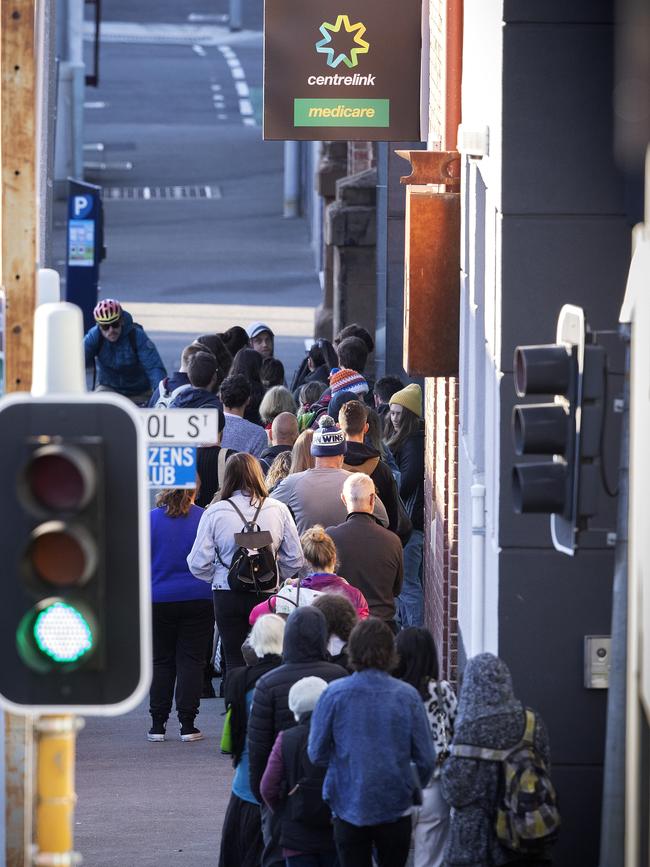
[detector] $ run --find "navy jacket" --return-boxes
[84,311,166,396]
[247,607,347,802]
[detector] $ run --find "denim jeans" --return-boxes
[398,529,424,627]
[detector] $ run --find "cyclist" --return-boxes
[84,298,166,405]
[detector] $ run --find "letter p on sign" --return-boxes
[73,195,92,218]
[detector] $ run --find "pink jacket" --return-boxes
[249,573,370,624]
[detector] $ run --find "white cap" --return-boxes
[288,676,328,720]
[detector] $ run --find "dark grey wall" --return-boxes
[497,2,630,864]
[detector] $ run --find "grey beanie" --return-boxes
[288,676,329,720]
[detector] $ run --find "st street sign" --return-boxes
[264,0,422,141]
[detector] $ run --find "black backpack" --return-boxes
[221,499,279,594]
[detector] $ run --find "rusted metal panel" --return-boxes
[402,186,461,376]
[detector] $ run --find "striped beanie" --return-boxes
[329,367,369,397]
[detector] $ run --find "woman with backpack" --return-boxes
[187,452,305,673]
[260,676,337,866]
[442,653,557,867]
[394,627,457,867]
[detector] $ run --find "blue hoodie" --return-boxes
[84,310,166,396]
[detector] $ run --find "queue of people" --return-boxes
[94,304,559,866]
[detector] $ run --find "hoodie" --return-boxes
[441,654,553,867]
[343,440,399,533]
[170,386,222,411]
[83,310,166,396]
[247,607,347,801]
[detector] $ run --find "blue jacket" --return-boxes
[84,310,166,396]
[308,669,435,826]
[150,505,212,603]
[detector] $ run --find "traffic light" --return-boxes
[511,304,606,555]
[0,394,151,713]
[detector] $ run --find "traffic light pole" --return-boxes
[2,2,38,864]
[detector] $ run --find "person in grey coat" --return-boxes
[441,653,554,867]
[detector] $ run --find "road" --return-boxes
[72,1,319,863]
[56,0,320,378]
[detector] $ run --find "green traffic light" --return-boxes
[17,598,97,672]
[33,601,94,663]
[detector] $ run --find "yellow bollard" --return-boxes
[33,715,84,867]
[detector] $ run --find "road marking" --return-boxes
[84,101,107,109]
[216,45,257,127]
[239,98,253,116]
[125,302,315,337]
[235,81,249,97]
[192,44,206,56]
[188,12,229,23]
[211,84,222,91]
[84,21,261,47]
[243,117,256,126]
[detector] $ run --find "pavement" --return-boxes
[69,0,321,862]
[76,687,232,866]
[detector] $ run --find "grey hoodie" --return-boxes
[441,653,552,867]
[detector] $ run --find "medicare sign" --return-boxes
[264,0,422,141]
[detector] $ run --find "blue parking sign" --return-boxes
[148,445,197,488]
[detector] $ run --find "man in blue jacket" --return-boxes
[84,298,166,404]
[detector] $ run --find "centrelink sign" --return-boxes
[264,0,422,141]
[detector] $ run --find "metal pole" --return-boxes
[283,141,300,218]
[229,0,242,32]
[33,717,83,867]
[598,328,630,867]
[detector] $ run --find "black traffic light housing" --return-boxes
[511,305,607,555]
[0,394,150,713]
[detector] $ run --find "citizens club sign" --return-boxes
[264,0,422,141]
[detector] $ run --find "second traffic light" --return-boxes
[511,304,606,555]
[0,394,150,714]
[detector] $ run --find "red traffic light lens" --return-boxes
[25,446,95,512]
[28,522,96,588]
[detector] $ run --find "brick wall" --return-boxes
[347,141,375,176]
[428,0,444,149]
[423,375,459,683]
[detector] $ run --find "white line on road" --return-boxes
[188,12,229,23]
[211,84,222,91]
[84,101,107,109]
[217,45,257,127]
[192,44,206,56]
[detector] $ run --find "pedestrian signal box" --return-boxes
[0,394,151,714]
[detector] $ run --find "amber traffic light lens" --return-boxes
[25,446,95,512]
[28,522,95,588]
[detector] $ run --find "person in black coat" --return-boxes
[247,606,347,866]
[383,383,425,627]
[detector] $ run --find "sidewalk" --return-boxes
[76,692,231,866]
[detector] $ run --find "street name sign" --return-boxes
[264,0,422,140]
[140,408,219,446]
[140,409,219,489]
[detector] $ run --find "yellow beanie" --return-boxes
[389,383,422,417]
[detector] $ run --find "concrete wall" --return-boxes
[458,1,630,863]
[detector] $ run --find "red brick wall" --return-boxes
[347,141,375,176]
[423,376,459,683]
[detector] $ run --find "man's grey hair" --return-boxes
[342,472,375,508]
[249,613,286,658]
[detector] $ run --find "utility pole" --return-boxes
[1,1,37,864]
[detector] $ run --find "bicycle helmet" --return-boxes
[93,298,122,325]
